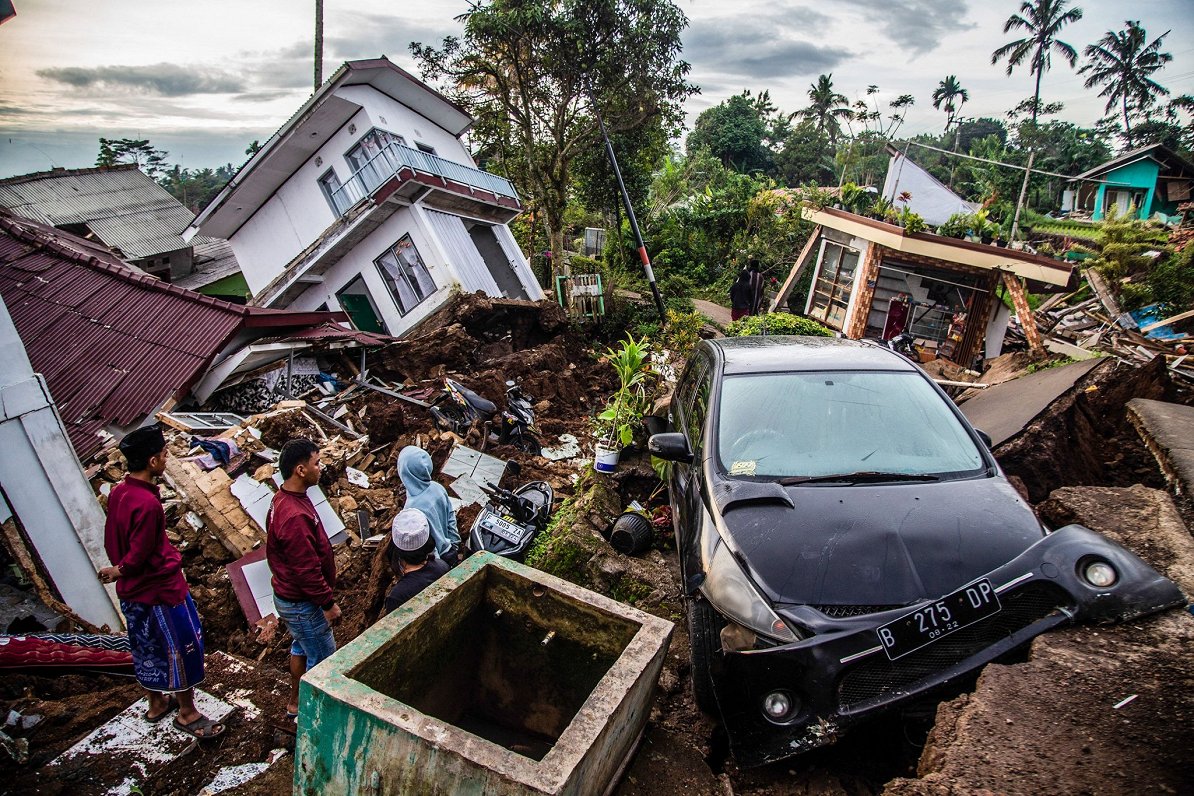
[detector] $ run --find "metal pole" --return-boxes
[286,350,294,400]
[314,0,324,90]
[590,92,666,326]
[1010,149,1036,243]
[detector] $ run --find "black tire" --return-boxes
[513,433,541,456]
[688,597,721,715]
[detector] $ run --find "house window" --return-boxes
[415,142,437,156]
[318,169,347,215]
[375,234,436,316]
[807,241,860,330]
[345,128,407,193]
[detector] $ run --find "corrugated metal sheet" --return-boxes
[0,211,347,460]
[0,165,197,259]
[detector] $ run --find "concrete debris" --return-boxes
[541,433,581,461]
[197,750,288,795]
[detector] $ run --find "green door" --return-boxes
[336,276,386,333]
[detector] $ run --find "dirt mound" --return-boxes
[361,396,406,446]
[994,356,1176,503]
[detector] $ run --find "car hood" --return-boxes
[718,476,1044,607]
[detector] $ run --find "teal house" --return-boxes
[1070,144,1194,222]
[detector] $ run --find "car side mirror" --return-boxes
[649,432,693,463]
[976,429,993,449]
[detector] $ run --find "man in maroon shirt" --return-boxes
[99,426,225,740]
[267,438,339,718]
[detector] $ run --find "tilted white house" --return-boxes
[185,57,543,335]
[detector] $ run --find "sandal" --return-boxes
[145,695,179,724]
[173,713,226,741]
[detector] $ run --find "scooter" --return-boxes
[469,479,554,561]
[429,378,541,454]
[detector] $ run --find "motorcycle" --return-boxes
[469,479,554,561]
[429,378,541,454]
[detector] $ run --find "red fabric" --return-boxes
[266,488,335,606]
[731,308,749,321]
[0,637,133,670]
[103,477,188,605]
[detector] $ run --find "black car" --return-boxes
[649,336,1184,767]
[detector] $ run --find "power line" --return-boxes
[895,139,1110,183]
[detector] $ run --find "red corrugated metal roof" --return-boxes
[0,210,351,460]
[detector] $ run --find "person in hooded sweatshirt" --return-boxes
[397,445,461,565]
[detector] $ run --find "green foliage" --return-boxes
[1087,208,1171,283]
[897,207,926,233]
[158,164,235,212]
[595,335,655,446]
[937,212,972,238]
[726,313,832,337]
[686,94,771,173]
[411,0,696,266]
[96,137,168,178]
[660,309,704,358]
[1143,245,1194,313]
[1027,356,1078,373]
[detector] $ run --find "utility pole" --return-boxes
[590,91,666,326]
[1010,148,1035,243]
[314,0,324,90]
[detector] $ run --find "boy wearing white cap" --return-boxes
[384,508,451,614]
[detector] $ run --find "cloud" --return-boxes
[835,0,974,55]
[232,90,301,103]
[36,63,246,96]
[325,12,461,61]
[685,14,846,80]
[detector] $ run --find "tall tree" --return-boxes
[411,0,695,271]
[1080,21,1172,147]
[686,93,770,173]
[931,75,969,136]
[990,0,1083,125]
[95,138,168,178]
[792,74,851,143]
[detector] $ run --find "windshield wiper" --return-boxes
[779,471,941,485]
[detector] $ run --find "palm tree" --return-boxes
[990,0,1083,125]
[792,74,851,142]
[931,75,970,136]
[1080,21,1173,147]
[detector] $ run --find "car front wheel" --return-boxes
[688,597,722,715]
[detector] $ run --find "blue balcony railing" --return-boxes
[328,142,518,216]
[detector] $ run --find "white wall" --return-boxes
[883,153,978,226]
[0,296,123,630]
[288,206,455,335]
[231,85,481,296]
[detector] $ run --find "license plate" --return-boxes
[877,578,1001,660]
[480,512,525,545]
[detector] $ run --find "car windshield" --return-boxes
[716,370,985,480]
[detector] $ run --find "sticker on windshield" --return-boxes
[730,460,757,476]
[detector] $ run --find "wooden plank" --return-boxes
[1082,268,1122,320]
[771,225,824,312]
[1140,308,1194,334]
[163,458,262,558]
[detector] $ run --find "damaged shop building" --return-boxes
[184,56,543,335]
[773,206,1075,367]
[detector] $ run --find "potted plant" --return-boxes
[593,335,653,472]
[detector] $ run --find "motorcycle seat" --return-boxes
[456,383,497,415]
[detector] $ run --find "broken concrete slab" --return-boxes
[958,357,1105,446]
[197,749,288,795]
[886,484,1194,796]
[442,444,508,507]
[1127,398,1194,501]
[295,551,673,795]
[46,689,237,795]
[1038,485,1194,597]
[164,457,262,557]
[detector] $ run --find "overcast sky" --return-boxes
[1,0,1192,178]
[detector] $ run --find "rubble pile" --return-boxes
[1007,269,1194,384]
[0,295,632,793]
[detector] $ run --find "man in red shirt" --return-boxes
[99,426,225,740]
[267,438,339,719]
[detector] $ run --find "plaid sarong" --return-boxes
[120,594,204,692]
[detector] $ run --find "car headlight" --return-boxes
[1081,558,1118,588]
[703,540,799,643]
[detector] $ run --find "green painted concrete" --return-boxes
[294,551,674,795]
[1092,158,1160,220]
[197,270,249,300]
